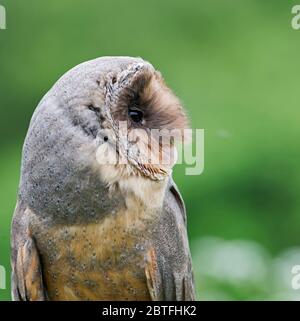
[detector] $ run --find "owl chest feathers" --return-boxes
[31,174,167,300]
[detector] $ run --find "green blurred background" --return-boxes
[1,0,300,300]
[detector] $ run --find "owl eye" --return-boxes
[128,108,144,124]
[88,104,100,113]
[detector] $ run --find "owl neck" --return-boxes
[117,175,168,210]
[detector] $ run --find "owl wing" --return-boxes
[11,201,46,301]
[145,178,196,301]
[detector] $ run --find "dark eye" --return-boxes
[128,108,144,124]
[88,104,100,113]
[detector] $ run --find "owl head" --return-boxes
[23,57,188,194]
[89,58,189,183]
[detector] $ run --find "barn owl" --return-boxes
[11,56,196,301]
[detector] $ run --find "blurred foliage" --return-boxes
[1,0,300,300]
